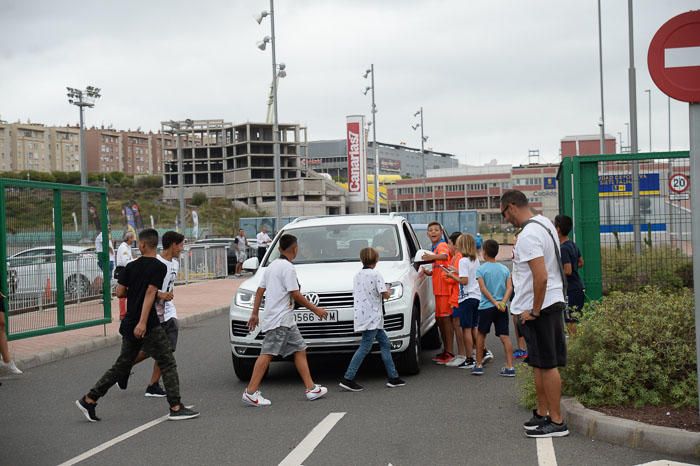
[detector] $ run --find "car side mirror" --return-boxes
[242,257,259,272]
[413,249,433,265]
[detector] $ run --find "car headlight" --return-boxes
[235,289,255,309]
[386,282,403,301]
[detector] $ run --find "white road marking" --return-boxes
[536,437,558,466]
[665,46,700,68]
[57,414,169,466]
[278,412,346,466]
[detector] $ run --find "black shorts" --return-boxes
[517,302,567,369]
[566,289,585,323]
[478,306,509,336]
[454,298,479,328]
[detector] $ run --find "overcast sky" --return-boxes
[0,0,695,166]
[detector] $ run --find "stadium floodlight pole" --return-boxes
[626,0,642,254]
[412,108,429,212]
[597,0,606,155]
[256,1,284,229]
[363,65,379,214]
[67,85,101,241]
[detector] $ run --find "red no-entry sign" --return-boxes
[648,10,700,103]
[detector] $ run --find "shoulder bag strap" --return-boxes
[521,219,568,299]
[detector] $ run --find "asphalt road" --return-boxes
[0,314,693,466]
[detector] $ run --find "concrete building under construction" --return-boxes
[161,119,346,216]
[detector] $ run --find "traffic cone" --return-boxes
[44,277,51,301]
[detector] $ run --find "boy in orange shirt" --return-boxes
[443,232,468,367]
[421,222,454,364]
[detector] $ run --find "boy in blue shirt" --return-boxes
[473,239,514,377]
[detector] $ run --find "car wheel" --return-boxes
[421,320,442,350]
[65,274,91,300]
[395,303,421,375]
[232,352,256,381]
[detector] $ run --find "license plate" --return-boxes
[294,310,338,323]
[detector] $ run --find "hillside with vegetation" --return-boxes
[1,170,263,237]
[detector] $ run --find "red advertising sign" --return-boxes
[347,121,361,193]
[648,11,700,103]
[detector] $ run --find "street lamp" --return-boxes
[363,65,379,214]
[162,119,193,236]
[645,89,652,151]
[412,108,429,212]
[256,1,283,229]
[625,122,630,152]
[67,85,101,241]
[596,0,606,155]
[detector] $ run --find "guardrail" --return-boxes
[177,244,229,284]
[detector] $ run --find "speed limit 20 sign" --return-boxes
[669,173,689,193]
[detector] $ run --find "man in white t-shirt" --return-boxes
[256,225,272,264]
[501,189,568,439]
[243,234,328,407]
[115,232,135,320]
[234,229,248,276]
[95,226,115,278]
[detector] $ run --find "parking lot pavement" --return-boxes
[8,277,243,370]
[1,313,694,466]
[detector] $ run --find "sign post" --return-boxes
[345,115,368,214]
[648,10,700,416]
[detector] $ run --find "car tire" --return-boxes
[232,353,256,381]
[65,274,91,300]
[420,321,442,350]
[395,304,421,375]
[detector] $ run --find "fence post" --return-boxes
[577,160,603,300]
[100,191,111,321]
[53,189,65,327]
[0,181,8,337]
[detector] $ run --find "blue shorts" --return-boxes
[454,298,479,328]
[478,306,510,336]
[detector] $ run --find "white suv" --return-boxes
[229,214,440,381]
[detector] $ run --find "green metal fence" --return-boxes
[558,151,691,301]
[1,178,111,340]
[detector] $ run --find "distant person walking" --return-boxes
[95,225,115,278]
[115,232,135,320]
[256,225,272,264]
[554,215,585,334]
[235,228,248,276]
[0,292,22,377]
[501,189,568,438]
[75,228,199,422]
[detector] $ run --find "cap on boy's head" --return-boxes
[279,234,297,251]
[162,231,185,249]
[449,232,461,244]
[483,239,499,259]
[427,221,442,230]
[360,247,379,267]
[139,228,159,249]
[554,214,573,236]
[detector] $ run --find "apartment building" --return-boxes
[121,131,151,175]
[49,127,80,171]
[10,123,51,172]
[0,123,11,171]
[85,128,122,173]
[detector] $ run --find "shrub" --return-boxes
[135,175,163,188]
[191,192,207,206]
[518,287,697,409]
[601,245,691,294]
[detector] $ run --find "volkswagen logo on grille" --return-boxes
[303,292,320,306]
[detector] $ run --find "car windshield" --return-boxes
[265,224,402,265]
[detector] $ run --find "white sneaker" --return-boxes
[305,384,328,401]
[483,350,494,364]
[0,360,22,375]
[242,389,271,407]
[445,355,467,367]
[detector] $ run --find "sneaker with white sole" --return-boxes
[75,397,101,422]
[242,389,271,407]
[445,355,467,367]
[526,420,569,438]
[482,349,494,364]
[339,378,364,392]
[168,404,200,421]
[305,384,328,401]
[0,360,22,375]
[386,377,406,388]
[457,357,476,369]
[523,410,550,431]
[145,383,167,398]
[499,367,516,377]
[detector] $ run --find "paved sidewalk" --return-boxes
[9,277,245,370]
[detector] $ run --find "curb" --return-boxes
[15,306,229,371]
[562,397,700,459]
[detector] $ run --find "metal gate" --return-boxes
[0,179,111,340]
[558,151,691,300]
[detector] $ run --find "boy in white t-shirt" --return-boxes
[339,247,405,392]
[243,234,328,406]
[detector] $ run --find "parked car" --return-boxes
[229,214,441,381]
[411,223,450,251]
[7,245,103,300]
